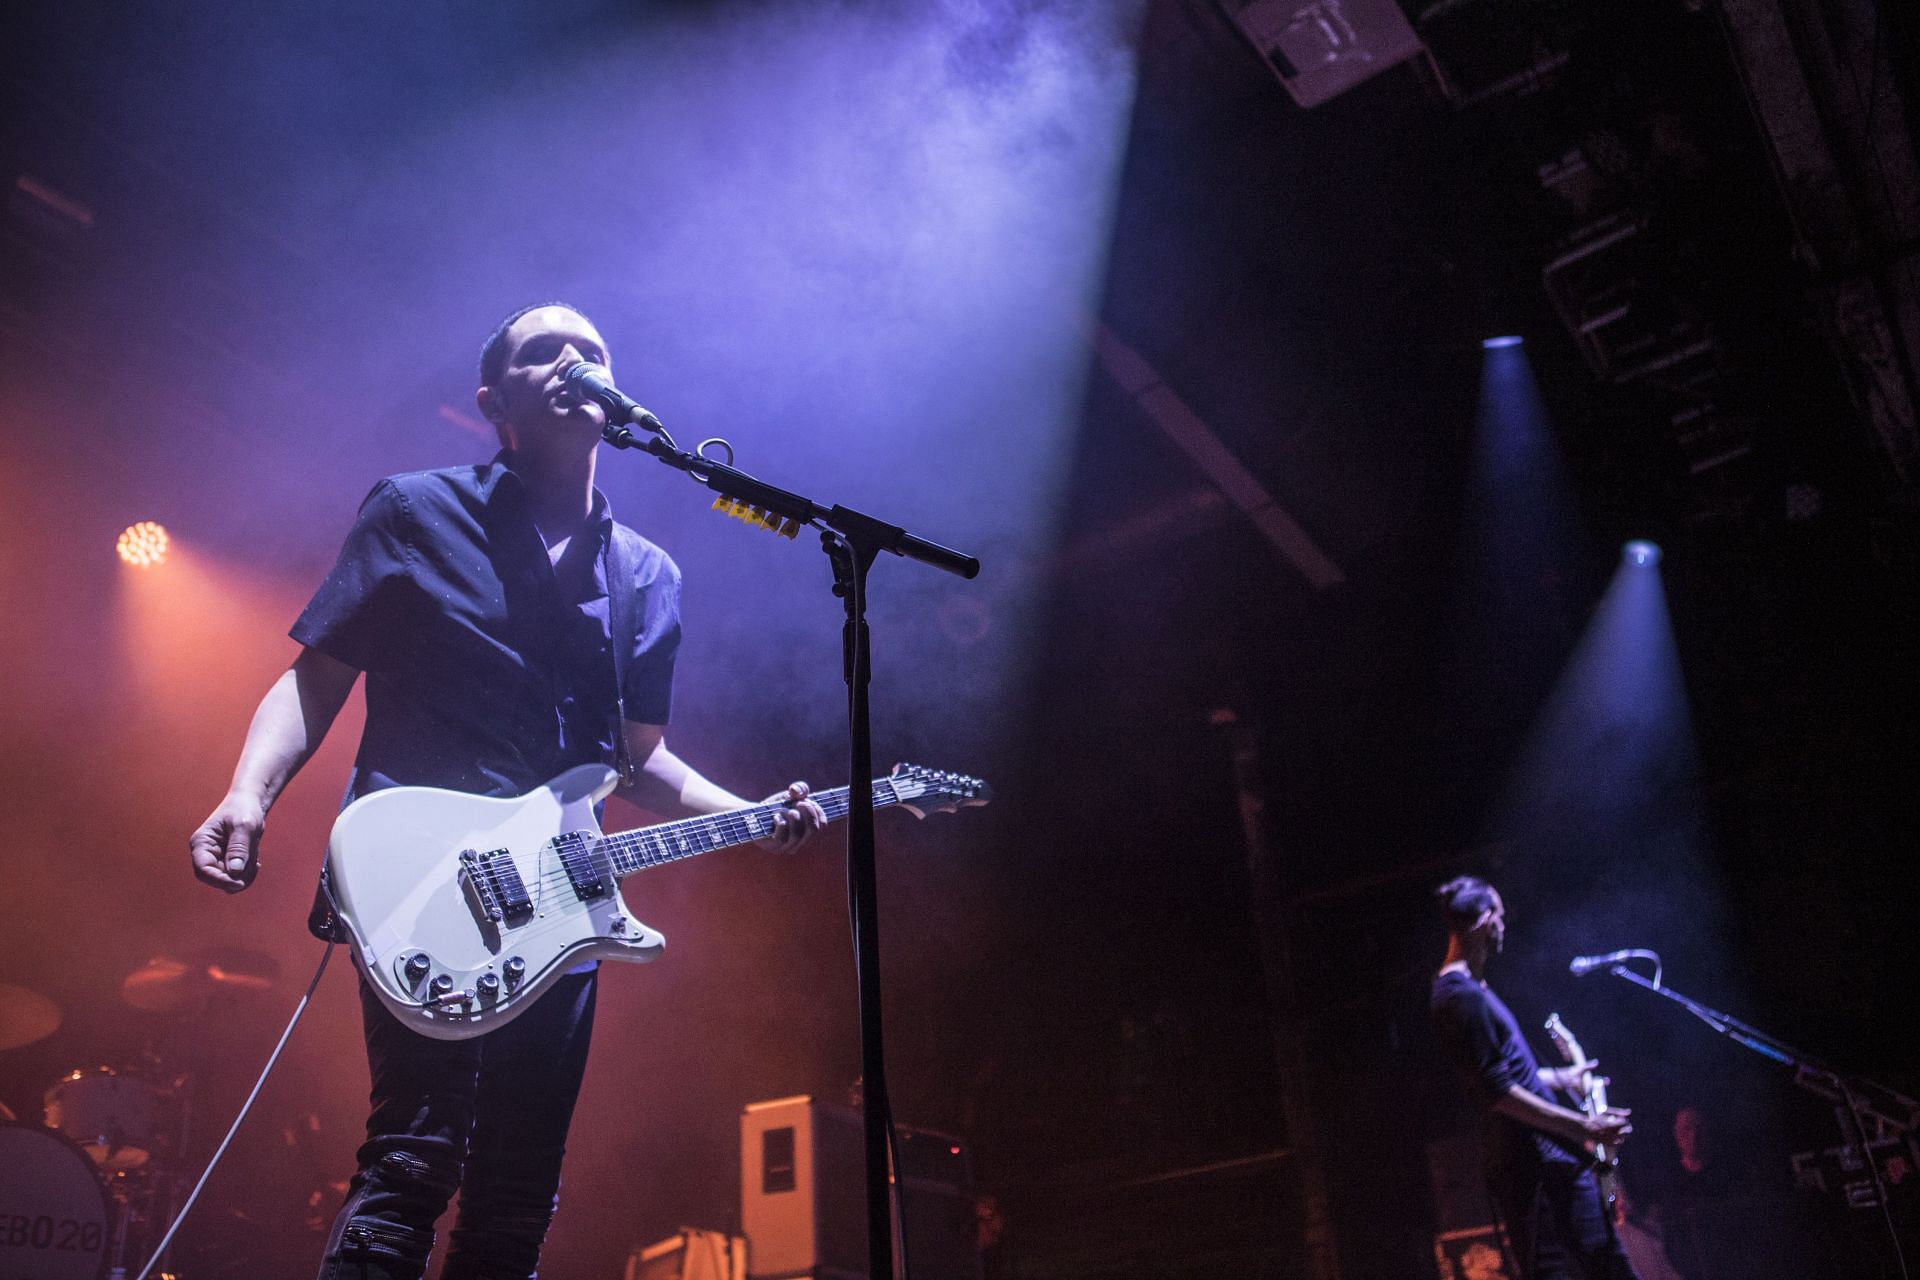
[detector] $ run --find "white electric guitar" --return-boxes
[325,762,989,1039]
[1544,1011,1619,1207]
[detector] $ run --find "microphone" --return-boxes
[562,363,665,437]
[1569,949,1650,977]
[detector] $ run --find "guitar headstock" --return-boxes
[888,763,991,818]
[1543,1012,1588,1067]
[711,496,802,540]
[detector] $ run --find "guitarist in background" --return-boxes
[186,302,827,1280]
[1430,876,1640,1279]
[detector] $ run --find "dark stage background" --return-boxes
[2,1,1916,1277]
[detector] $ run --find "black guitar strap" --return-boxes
[603,526,640,788]
[305,518,643,944]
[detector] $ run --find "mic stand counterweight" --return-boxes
[606,420,979,1280]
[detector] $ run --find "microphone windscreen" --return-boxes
[564,362,614,393]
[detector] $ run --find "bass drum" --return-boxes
[0,1123,111,1280]
[43,1066,164,1170]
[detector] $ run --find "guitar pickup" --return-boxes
[554,832,611,902]
[458,849,534,926]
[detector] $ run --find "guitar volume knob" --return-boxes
[504,957,526,985]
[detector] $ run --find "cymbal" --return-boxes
[0,982,61,1051]
[121,948,282,1014]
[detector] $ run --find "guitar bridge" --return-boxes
[458,849,534,927]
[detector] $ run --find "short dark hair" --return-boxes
[478,301,595,388]
[1435,875,1498,935]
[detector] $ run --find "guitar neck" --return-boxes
[596,778,897,876]
[1545,1015,1617,1181]
[1545,1015,1605,1115]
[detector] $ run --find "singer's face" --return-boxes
[487,306,611,446]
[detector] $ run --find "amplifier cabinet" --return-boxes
[740,1096,981,1280]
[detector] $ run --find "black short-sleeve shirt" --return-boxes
[1431,968,1582,1172]
[292,454,681,805]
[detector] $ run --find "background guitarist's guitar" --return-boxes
[1544,1011,1619,1208]
[324,762,989,1040]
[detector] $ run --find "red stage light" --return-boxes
[116,521,169,568]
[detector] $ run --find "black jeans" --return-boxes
[315,970,598,1280]
[1489,1159,1641,1280]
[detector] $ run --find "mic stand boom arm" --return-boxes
[1599,965,1918,1136]
[607,422,979,1280]
[610,427,980,580]
[1603,961,1920,1280]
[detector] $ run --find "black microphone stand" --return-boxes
[1599,964,1917,1279]
[605,419,979,1280]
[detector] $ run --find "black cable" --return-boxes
[133,940,336,1280]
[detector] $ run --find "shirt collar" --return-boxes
[486,450,616,539]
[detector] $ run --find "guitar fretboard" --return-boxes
[596,779,899,875]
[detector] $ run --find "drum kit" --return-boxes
[0,948,280,1280]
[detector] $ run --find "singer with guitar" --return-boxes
[1430,876,1640,1279]
[187,303,831,1280]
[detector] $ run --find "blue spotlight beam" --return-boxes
[1454,337,1585,669]
[1484,531,1702,876]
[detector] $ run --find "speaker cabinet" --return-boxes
[742,1096,868,1280]
[740,1096,981,1280]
